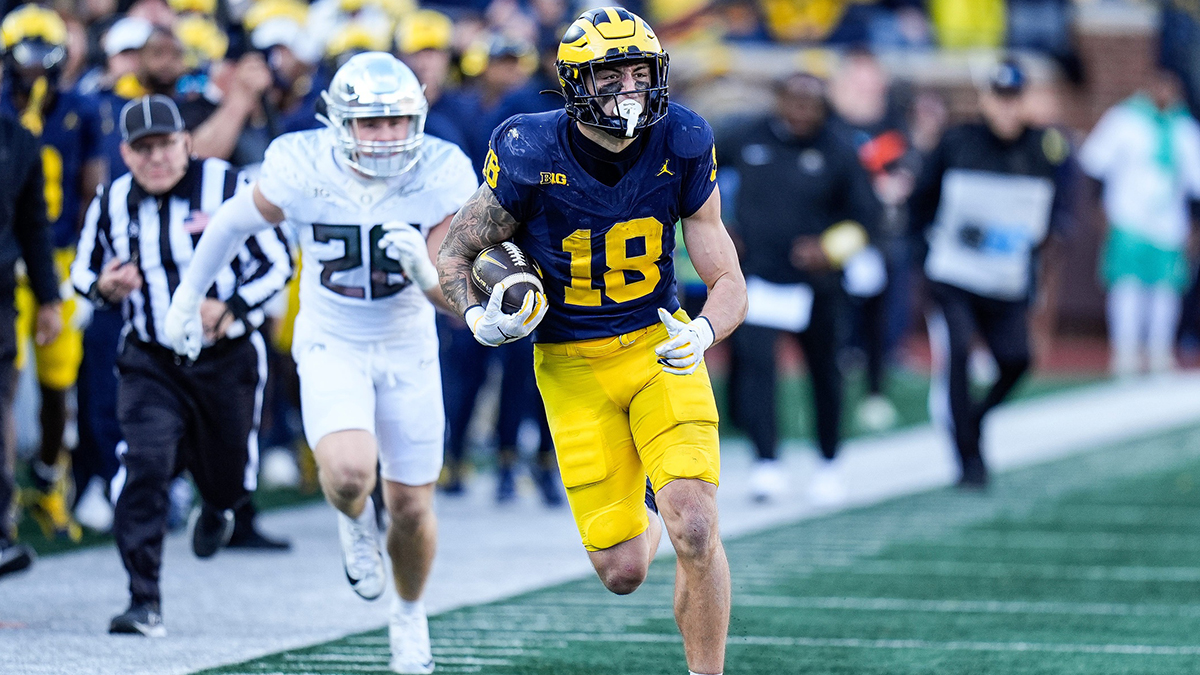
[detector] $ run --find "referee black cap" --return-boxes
[120,94,184,144]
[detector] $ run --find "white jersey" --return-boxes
[257,127,477,342]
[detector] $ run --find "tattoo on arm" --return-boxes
[437,184,520,316]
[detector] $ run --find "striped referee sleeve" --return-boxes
[228,227,292,322]
[71,184,111,301]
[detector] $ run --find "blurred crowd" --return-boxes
[2,0,1200,555]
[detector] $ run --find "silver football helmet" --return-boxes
[319,52,428,178]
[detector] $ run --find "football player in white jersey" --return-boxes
[162,53,477,674]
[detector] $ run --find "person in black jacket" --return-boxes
[909,59,1073,488]
[0,115,62,579]
[720,72,881,505]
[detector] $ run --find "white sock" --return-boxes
[353,498,376,526]
[395,598,425,617]
[689,671,721,675]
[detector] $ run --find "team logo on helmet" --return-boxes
[556,7,669,138]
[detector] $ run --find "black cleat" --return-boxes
[0,541,34,579]
[227,501,291,551]
[189,504,234,559]
[109,602,166,637]
[226,527,291,550]
[957,455,989,491]
[644,478,658,515]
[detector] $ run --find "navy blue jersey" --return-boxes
[1,87,102,247]
[487,102,717,343]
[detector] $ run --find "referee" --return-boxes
[70,95,291,636]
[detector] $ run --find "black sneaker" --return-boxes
[0,541,34,579]
[189,504,233,558]
[109,602,166,637]
[957,457,990,491]
[226,502,291,551]
[227,527,292,551]
[644,478,658,515]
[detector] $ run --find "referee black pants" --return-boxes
[730,287,843,462]
[927,282,1031,481]
[113,335,264,607]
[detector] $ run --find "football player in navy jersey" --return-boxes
[438,8,746,674]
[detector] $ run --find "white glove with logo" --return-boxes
[378,222,439,291]
[465,283,548,347]
[165,285,203,361]
[654,308,714,376]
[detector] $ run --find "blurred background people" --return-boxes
[2,3,104,541]
[829,47,914,433]
[720,72,880,505]
[0,97,60,579]
[909,59,1073,488]
[1079,67,1200,377]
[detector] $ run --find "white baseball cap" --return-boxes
[103,17,154,58]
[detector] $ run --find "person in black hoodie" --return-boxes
[719,71,881,505]
[0,114,62,579]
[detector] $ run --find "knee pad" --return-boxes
[581,500,647,552]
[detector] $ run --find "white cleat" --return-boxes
[856,394,898,433]
[808,458,849,508]
[389,599,434,674]
[337,500,386,600]
[749,459,787,503]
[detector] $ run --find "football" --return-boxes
[471,241,544,314]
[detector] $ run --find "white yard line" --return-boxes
[430,629,1200,657]
[3,373,1200,675]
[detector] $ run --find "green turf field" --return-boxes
[199,420,1200,675]
[15,370,1095,557]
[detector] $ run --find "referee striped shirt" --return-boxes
[71,157,291,348]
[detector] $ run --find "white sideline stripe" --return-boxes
[734,596,1200,617]
[434,629,1200,656]
[733,559,1200,582]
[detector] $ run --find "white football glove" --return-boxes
[465,283,548,347]
[654,308,714,376]
[165,285,203,361]
[378,222,439,291]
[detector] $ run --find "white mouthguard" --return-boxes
[617,99,643,138]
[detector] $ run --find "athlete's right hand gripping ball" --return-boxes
[465,284,548,346]
[655,308,715,376]
[467,241,547,346]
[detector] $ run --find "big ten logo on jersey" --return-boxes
[561,217,666,306]
[312,222,421,300]
[540,171,568,186]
